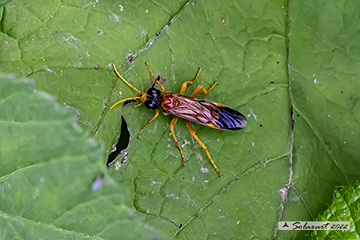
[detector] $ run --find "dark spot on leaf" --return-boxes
[107,116,130,166]
[32,59,35,61]
[259,124,263,127]
[270,81,274,84]
[156,31,161,36]
[183,177,185,179]
[297,114,299,117]
[178,223,183,229]
[97,30,100,33]
[341,91,343,94]
[194,213,198,217]
[55,31,58,33]
[94,64,100,70]
[127,55,134,63]
[277,61,279,64]
[234,176,239,180]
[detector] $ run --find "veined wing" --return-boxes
[161,93,247,130]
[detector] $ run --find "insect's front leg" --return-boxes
[145,62,165,93]
[138,108,160,139]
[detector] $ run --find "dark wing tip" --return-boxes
[218,106,247,130]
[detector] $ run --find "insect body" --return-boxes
[110,62,247,177]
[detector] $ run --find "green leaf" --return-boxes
[1,0,359,239]
[311,184,360,239]
[0,0,11,7]
[0,72,166,239]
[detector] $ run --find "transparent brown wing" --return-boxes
[161,93,247,130]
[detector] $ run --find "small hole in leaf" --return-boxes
[107,116,130,166]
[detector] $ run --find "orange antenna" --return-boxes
[113,64,143,94]
[110,96,144,109]
[111,64,147,109]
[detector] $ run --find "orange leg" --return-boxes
[170,117,186,166]
[145,62,165,93]
[138,108,160,139]
[191,82,218,98]
[186,121,222,177]
[180,68,202,95]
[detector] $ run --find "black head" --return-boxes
[144,87,162,110]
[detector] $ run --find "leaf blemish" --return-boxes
[92,173,105,191]
[111,13,120,22]
[248,108,257,120]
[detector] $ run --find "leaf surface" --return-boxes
[311,183,360,239]
[0,73,165,239]
[1,0,359,239]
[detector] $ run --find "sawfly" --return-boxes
[110,62,247,177]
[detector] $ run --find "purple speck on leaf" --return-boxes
[92,173,105,191]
